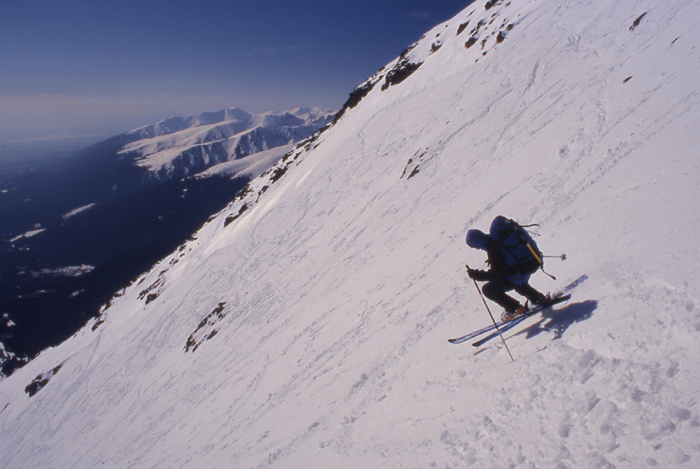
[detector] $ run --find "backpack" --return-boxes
[489,216,543,276]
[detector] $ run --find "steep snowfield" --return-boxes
[2,0,700,467]
[193,144,295,180]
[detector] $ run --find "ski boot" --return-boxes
[501,304,527,322]
[529,293,551,308]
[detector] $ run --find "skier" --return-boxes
[465,217,548,321]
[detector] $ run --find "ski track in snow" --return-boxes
[2,0,700,467]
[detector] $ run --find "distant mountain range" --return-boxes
[121,107,333,180]
[0,107,334,373]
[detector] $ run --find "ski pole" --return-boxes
[539,254,565,280]
[467,266,514,361]
[542,254,567,261]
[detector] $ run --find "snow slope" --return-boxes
[2,0,700,467]
[193,144,295,181]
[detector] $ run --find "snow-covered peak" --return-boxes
[126,107,254,139]
[2,0,700,467]
[118,107,335,180]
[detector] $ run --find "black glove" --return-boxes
[466,265,477,279]
[466,265,487,281]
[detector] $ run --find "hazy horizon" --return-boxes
[1,0,473,144]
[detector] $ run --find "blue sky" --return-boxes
[1,0,472,142]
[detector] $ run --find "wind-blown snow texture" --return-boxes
[2,0,700,467]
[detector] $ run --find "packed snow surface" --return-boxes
[2,0,700,467]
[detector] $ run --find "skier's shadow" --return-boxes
[518,300,598,341]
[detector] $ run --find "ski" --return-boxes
[470,294,570,347]
[447,322,500,344]
[448,274,587,345]
[448,294,570,345]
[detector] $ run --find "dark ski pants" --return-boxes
[482,278,545,312]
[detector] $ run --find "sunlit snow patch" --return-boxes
[62,203,97,220]
[9,228,46,242]
[31,265,94,278]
